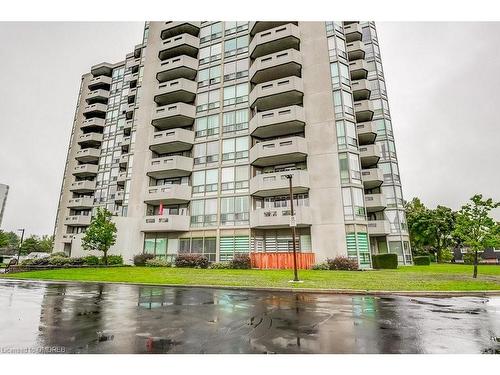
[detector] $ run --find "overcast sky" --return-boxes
[0,22,499,236]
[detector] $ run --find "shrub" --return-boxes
[312,263,329,270]
[145,258,171,267]
[83,255,100,266]
[68,257,85,266]
[230,254,251,269]
[209,262,231,269]
[440,248,454,262]
[133,253,155,266]
[413,255,431,266]
[48,256,71,266]
[103,255,123,265]
[463,252,475,264]
[50,252,68,258]
[372,254,398,269]
[20,258,34,266]
[174,254,209,269]
[326,256,358,271]
[429,253,436,263]
[21,257,50,266]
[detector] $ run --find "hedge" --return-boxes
[413,255,431,266]
[372,253,398,269]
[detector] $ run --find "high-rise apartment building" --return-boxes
[0,183,8,227]
[54,21,412,266]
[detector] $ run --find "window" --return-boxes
[378,139,397,160]
[197,65,221,87]
[223,59,249,81]
[262,194,309,210]
[333,90,354,117]
[224,21,249,35]
[193,140,219,165]
[219,235,249,261]
[190,199,217,227]
[195,115,219,137]
[221,165,249,192]
[224,35,249,57]
[199,22,222,43]
[328,35,347,59]
[220,196,249,225]
[179,237,216,262]
[144,233,168,259]
[223,109,248,133]
[373,118,393,137]
[222,136,249,162]
[199,43,222,65]
[339,153,361,184]
[342,187,365,220]
[330,62,350,88]
[223,83,248,106]
[196,89,220,112]
[192,169,218,195]
[336,120,357,150]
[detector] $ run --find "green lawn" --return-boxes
[2,263,500,292]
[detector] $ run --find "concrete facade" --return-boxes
[53,21,412,266]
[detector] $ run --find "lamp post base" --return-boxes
[288,280,304,283]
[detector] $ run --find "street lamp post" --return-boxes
[284,174,299,282]
[17,228,25,263]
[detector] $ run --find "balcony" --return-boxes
[361,168,384,189]
[359,144,381,168]
[367,220,391,236]
[151,103,196,130]
[88,75,112,90]
[124,72,139,85]
[72,164,98,177]
[160,22,201,39]
[82,103,107,119]
[250,76,303,112]
[344,23,362,43]
[85,89,109,105]
[149,128,195,154]
[75,148,100,163]
[158,34,199,61]
[69,180,96,193]
[250,207,312,229]
[124,119,133,132]
[90,62,113,77]
[67,197,94,209]
[249,48,302,84]
[65,215,92,227]
[156,55,198,83]
[356,121,377,145]
[142,215,190,232]
[250,105,305,139]
[81,117,105,132]
[125,57,141,70]
[61,234,76,243]
[153,78,197,106]
[346,40,365,61]
[349,60,369,80]
[250,169,309,197]
[365,193,387,213]
[249,21,298,36]
[115,190,124,204]
[354,100,374,123]
[146,155,193,179]
[249,23,300,59]
[77,132,103,147]
[121,136,131,152]
[250,136,308,167]
[119,153,130,167]
[117,172,127,185]
[351,79,371,101]
[144,184,192,205]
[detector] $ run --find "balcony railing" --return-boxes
[250,169,310,197]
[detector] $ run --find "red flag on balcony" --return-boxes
[159,201,164,216]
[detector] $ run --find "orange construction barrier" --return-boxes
[250,252,315,269]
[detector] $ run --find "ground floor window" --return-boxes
[144,233,168,259]
[251,230,311,253]
[179,237,216,262]
[346,231,371,268]
[219,236,249,261]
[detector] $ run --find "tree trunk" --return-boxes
[473,250,478,279]
[436,247,441,263]
[103,250,108,266]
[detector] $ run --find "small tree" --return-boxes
[81,208,117,265]
[453,195,500,278]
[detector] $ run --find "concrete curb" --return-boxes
[2,278,500,297]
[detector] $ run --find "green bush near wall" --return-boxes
[413,255,431,266]
[372,254,398,269]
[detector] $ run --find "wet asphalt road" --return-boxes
[0,280,499,354]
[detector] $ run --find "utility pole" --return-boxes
[285,174,299,282]
[17,228,25,262]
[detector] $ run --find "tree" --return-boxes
[405,198,456,262]
[0,230,20,249]
[453,194,500,278]
[19,236,41,255]
[38,235,54,253]
[81,208,117,265]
